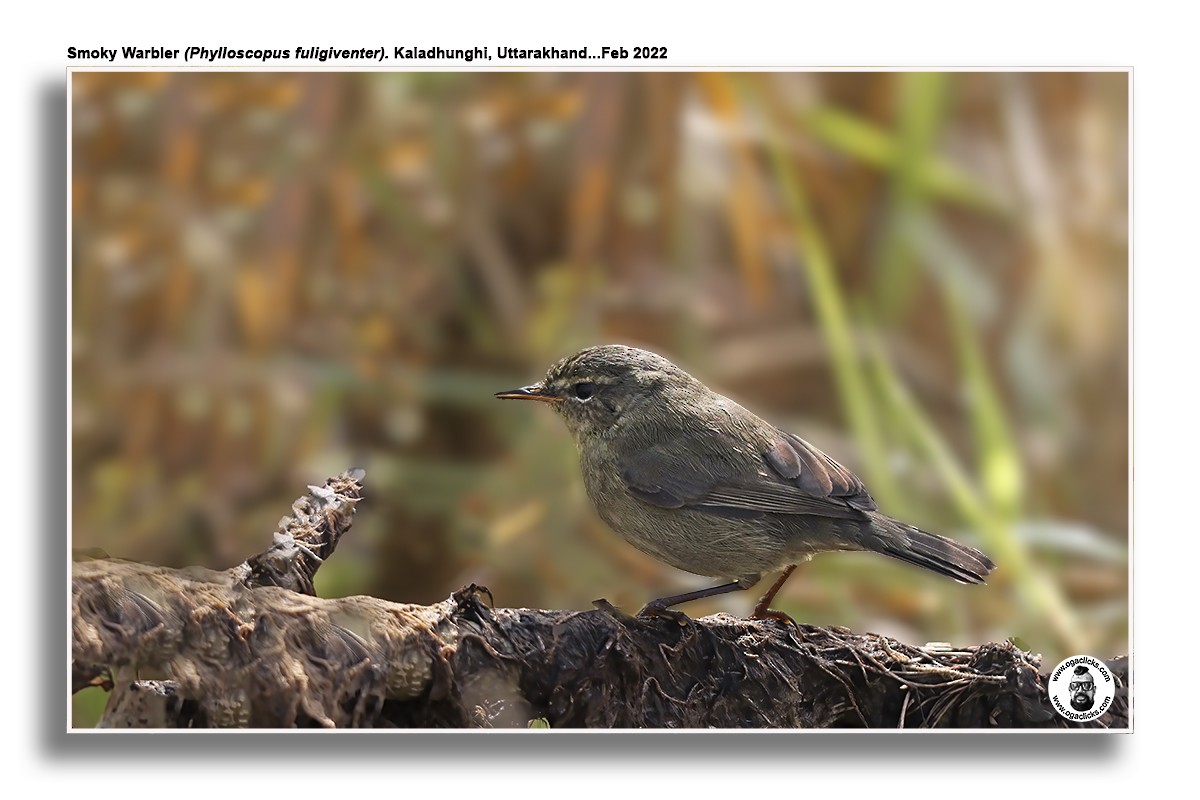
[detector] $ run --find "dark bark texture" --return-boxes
[71,470,1130,729]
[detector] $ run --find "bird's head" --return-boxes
[495,345,699,438]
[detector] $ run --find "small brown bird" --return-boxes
[497,345,996,622]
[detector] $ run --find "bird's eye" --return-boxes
[572,382,596,400]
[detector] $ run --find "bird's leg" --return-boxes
[637,577,758,625]
[750,564,799,626]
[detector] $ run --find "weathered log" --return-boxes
[70,470,1129,729]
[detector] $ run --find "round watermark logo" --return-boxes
[1047,655,1115,722]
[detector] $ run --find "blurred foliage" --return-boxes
[70,72,1128,725]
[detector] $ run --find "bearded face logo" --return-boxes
[1049,655,1114,723]
[1069,665,1096,711]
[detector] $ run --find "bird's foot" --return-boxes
[592,598,640,625]
[636,602,692,627]
[749,606,800,629]
[594,598,692,626]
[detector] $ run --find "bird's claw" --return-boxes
[594,598,692,627]
[592,598,640,625]
[636,603,692,627]
[750,607,801,629]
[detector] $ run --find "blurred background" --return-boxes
[71,71,1128,723]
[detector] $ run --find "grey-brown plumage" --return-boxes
[496,344,996,619]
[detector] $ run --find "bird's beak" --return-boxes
[494,384,562,404]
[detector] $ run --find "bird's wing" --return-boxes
[618,427,875,520]
[763,430,877,512]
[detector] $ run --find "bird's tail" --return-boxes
[863,515,996,585]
